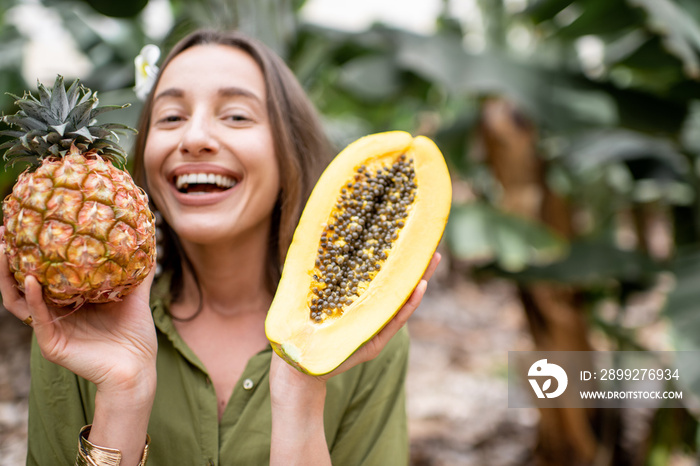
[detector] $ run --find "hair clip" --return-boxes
[134,44,161,101]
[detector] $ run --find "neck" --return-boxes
[171,227,275,319]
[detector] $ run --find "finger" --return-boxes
[125,263,157,308]
[0,233,29,318]
[388,279,427,332]
[420,252,442,284]
[24,275,52,329]
[141,262,157,289]
[380,252,439,329]
[367,279,428,355]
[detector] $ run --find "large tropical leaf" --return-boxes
[664,246,700,402]
[446,201,568,272]
[665,246,700,351]
[561,128,688,177]
[338,54,402,102]
[554,0,643,39]
[628,0,700,79]
[502,238,660,285]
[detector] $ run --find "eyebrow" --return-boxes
[153,87,263,104]
[219,86,263,103]
[153,88,184,102]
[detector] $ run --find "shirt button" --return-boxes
[243,378,254,390]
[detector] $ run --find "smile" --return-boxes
[175,173,238,194]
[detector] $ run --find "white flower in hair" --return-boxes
[134,44,160,101]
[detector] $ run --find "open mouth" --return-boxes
[174,173,238,195]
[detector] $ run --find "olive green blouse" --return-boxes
[26,298,410,465]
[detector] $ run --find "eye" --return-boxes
[153,114,185,128]
[161,115,183,123]
[227,114,250,122]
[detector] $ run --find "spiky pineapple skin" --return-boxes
[2,146,156,307]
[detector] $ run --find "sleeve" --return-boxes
[327,327,411,466]
[26,336,95,466]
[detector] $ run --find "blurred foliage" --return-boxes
[2,0,700,462]
[446,201,568,272]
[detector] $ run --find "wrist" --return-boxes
[95,362,157,406]
[89,384,155,466]
[270,358,326,411]
[77,425,150,466]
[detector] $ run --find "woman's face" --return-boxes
[144,44,280,246]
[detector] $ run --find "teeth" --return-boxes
[175,173,237,190]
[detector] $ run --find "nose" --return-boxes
[179,115,220,157]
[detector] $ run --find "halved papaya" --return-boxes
[265,131,452,375]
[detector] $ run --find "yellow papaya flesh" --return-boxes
[265,131,452,375]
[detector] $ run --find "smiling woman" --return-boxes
[6,29,441,466]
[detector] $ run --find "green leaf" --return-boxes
[90,104,131,120]
[65,79,81,108]
[49,123,68,137]
[561,129,688,178]
[15,97,53,124]
[50,75,70,121]
[69,126,96,142]
[555,0,642,39]
[394,31,471,95]
[504,239,659,285]
[663,246,700,403]
[338,55,401,101]
[524,0,575,24]
[5,113,48,132]
[36,80,51,108]
[445,202,568,272]
[628,0,700,79]
[665,246,700,350]
[67,97,98,129]
[0,130,24,139]
[96,122,136,135]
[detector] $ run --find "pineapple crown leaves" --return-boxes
[0,75,136,170]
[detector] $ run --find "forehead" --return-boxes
[156,44,266,99]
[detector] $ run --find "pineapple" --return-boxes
[0,75,156,307]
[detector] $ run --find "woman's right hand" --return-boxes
[0,227,158,395]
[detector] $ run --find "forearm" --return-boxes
[269,359,332,466]
[86,375,156,466]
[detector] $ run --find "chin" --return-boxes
[174,221,235,245]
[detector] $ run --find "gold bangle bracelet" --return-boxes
[76,425,150,466]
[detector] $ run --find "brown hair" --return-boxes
[132,29,332,306]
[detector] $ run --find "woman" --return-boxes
[0,29,439,465]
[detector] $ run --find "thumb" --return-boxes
[23,275,59,349]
